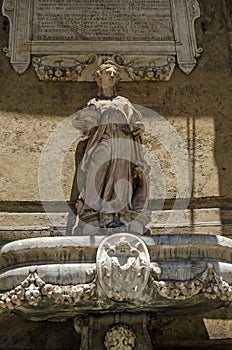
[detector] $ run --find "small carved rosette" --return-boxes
[96,233,150,301]
[104,324,136,350]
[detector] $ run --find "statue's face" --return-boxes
[100,66,118,89]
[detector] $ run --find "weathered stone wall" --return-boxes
[0,314,80,349]
[0,1,231,235]
[0,311,232,350]
[0,0,232,349]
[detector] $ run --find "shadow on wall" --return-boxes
[214,108,232,237]
[0,314,81,350]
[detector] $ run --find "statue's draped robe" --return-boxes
[73,96,148,223]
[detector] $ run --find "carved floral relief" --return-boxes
[104,324,136,350]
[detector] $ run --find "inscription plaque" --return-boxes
[33,0,174,42]
[2,0,203,81]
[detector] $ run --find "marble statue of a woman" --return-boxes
[72,61,149,234]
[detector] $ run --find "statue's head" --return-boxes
[94,60,119,96]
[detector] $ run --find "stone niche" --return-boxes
[2,0,203,81]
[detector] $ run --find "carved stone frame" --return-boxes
[2,0,203,81]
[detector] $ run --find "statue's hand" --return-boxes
[132,122,145,136]
[134,161,150,177]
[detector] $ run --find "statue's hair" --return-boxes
[95,60,118,75]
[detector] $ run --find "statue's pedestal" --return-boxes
[73,210,151,236]
[0,233,232,349]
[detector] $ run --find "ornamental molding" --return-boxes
[0,267,96,310]
[32,54,176,82]
[32,54,98,82]
[151,263,232,301]
[2,0,202,81]
[1,262,231,313]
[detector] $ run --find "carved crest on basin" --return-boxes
[96,233,150,301]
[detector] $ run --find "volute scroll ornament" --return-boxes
[4,0,15,12]
[187,0,201,21]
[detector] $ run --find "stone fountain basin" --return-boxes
[0,234,231,320]
[1,234,232,284]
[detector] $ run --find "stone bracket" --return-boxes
[173,0,204,74]
[2,0,203,81]
[2,0,32,74]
